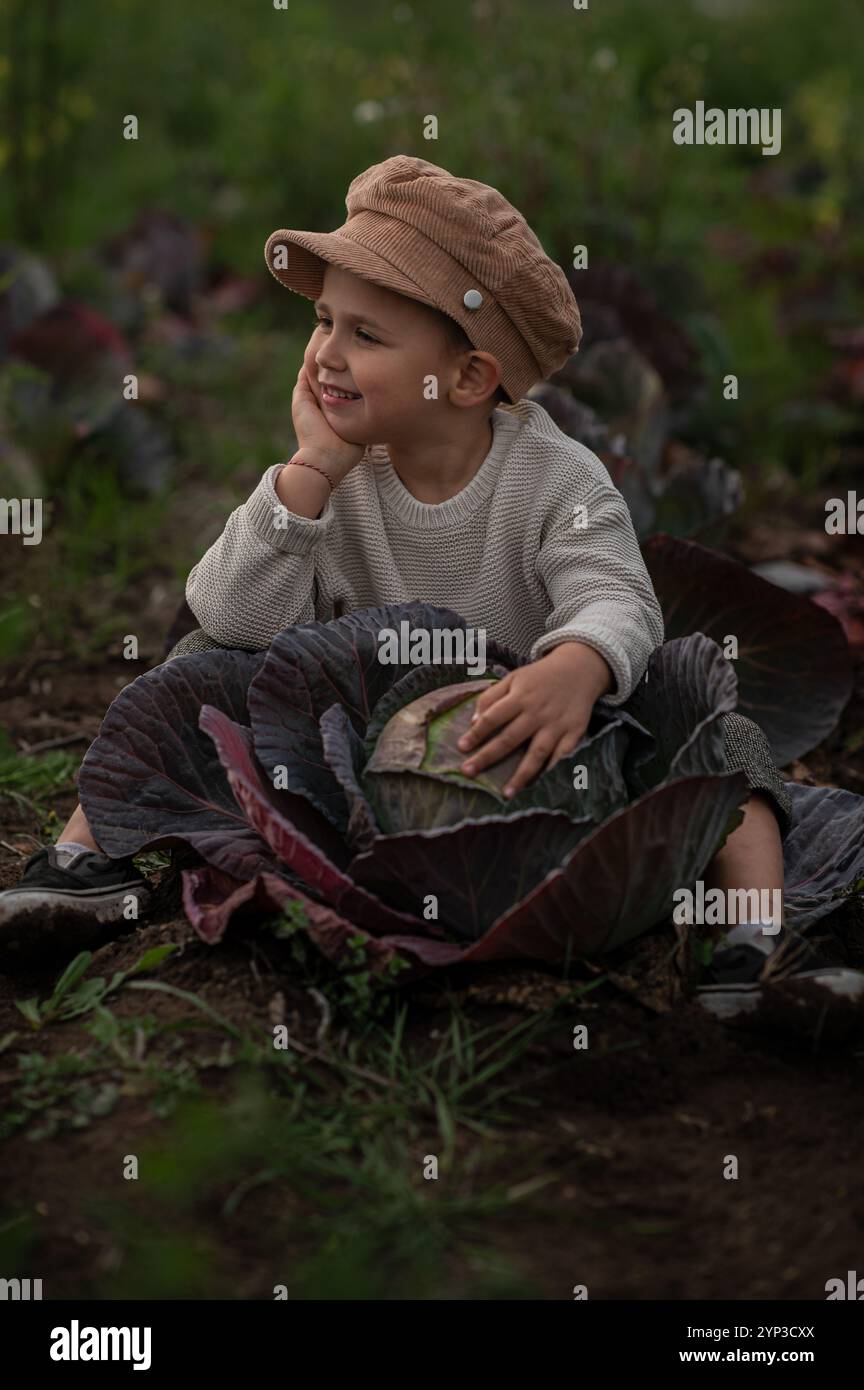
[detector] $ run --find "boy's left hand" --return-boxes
[457,642,614,798]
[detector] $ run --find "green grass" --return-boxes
[72,991,611,1298]
[0,726,79,820]
[14,945,180,1030]
[0,927,629,1296]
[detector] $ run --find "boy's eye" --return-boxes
[314,314,378,344]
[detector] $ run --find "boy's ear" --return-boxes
[448,350,503,407]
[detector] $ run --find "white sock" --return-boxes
[53,840,96,867]
[720,920,784,956]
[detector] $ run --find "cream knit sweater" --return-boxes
[185,398,664,705]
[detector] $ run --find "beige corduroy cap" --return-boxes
[263,154,582,404]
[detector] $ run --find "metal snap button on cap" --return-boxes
[463,289,483,309]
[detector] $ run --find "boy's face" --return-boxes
[303,264,487,446]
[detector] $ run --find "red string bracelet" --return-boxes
[285,452,335,493]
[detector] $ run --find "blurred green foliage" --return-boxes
[3,1,860,266]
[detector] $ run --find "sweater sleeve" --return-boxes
[185,463,334,648]
[530,470,664,705]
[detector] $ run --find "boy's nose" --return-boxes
[315,345,345,371]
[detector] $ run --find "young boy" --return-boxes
[0,155,850,1012]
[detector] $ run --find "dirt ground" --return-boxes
[1,640,863,1300]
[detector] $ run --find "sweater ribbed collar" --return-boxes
[368,406,520,529]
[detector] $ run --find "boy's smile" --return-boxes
[319,381,363,408]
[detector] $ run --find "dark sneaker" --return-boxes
[697,930,864,1034]
[0,844,151,968]
[699,939,775,988]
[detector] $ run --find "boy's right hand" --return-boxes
[291,353,365,483]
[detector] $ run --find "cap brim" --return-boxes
[264,226,441,313]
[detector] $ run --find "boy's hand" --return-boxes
[457,641,614,798]
[291,349,365,481]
